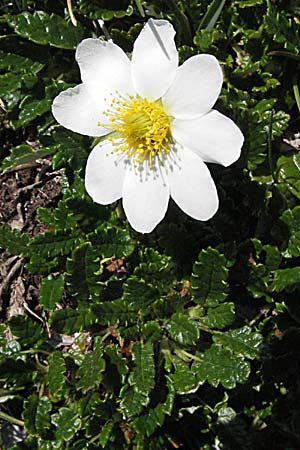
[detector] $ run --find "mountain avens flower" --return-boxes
[52,19,244,233]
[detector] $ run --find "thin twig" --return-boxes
[0,410,24,427]
[0,258,23,303]
[67,0,77,26]
[98,19,113,42]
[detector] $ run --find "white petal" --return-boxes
[163,54,223,119]
[131,19,178,100]
[52,84,109,136]
[172,110,244,167]
[122,167,169,233]
[76,38,134,93]
[167,146,219,221]
[85,141,127,204]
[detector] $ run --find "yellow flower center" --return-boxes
[100,95,172,167]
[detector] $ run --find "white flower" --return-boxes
[52,19,244,233]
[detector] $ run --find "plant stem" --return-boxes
[267,109,274,182]
[0,410,24,427]
[293,81,300,113]
[135,0,145,17]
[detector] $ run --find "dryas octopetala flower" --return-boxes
[52,19,244,233]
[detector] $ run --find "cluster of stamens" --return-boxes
[99,93,172,167]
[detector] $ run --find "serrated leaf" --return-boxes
[128,342,155,396]
[194,345,250,389]
[201,302,235,329]
[76,337,105,392]
[51,129,89,171]
[13,97,52,128]
[281,207,300,257]
[217,406,236,424]
[88,223,134,259]
[0,72,22,96]
[165,313,199,345]
[0,144,55,172]
[23,395,51,436]
[47,351,68,402]
[8,11,85,49]
[92,299,137,326]
[40,275,64,311]
[122,276,159,313]
[134,248,172,292]
[49,308,94,334]
[37,440,64,450]
[271,267,300,292]
[0,225,29,255]
[0,48,44,73]
[98,421,114,448]
[119,385,149,418]
[277,153,300,200]
[51,407,81,441]
[191,247,228,306]
[213,326,263,359]
[28,230,81,259]
[171,356,198,394]
[105,345,128,383]
[66,242,102,303]
[9,315,45,347]
[132,378,175,437]
[233,0,263,6]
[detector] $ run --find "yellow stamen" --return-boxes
[99,95,172,167]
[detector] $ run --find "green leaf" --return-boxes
[213,326,263,359]
[217,405,236,424]
[0,48,44,73]
[128,342,155,396]
[171,356,198,394]
[281,207,300,257]
[0,73,22,96]
[8,11,86,49]
[201,303,235,329]
[105,345,128,383]
[88,223,135,259]
[271,267,300,292]
[29,230,81,259]
[92,299,137,326]
[13,97,52,128]
[194,345,250,389]
[66,242,102,303]
[98,421,114,448]
[23,395,51,436]
[122,276,159,314]
[40,274,64,311]
[76,337,106,392]
[198,0,226,30]
[233,0,263,6]
[0,225,29,255]
[51,407,81,441]
[191,247,229,306]
[51,129,89,171]
[165,313,200,345]
[119,385,149,418]
[277,153,300,200]
[0,144,55,172]
[49,308,94,334]
[47,351,68,402]
[134,248,172,292]
[132,377,175,437]
[9,315,45,347]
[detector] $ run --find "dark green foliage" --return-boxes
[8,11,86,49]
[1,1,300,449]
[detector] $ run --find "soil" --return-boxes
[0,158,61,320]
